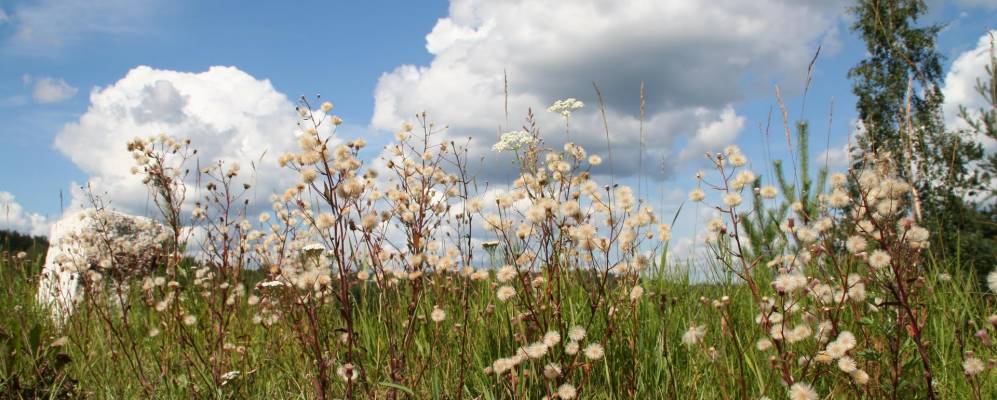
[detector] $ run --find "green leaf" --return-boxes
[28,324,42,353]
[377,381,415,396]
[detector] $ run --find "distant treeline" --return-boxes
[0,229,48,254]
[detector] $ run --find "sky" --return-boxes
[0,0,995,258]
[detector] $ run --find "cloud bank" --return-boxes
[371,0,847,181]
[54,65,316,216]
[0,192,52,237]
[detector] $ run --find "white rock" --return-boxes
[37,209,170,321]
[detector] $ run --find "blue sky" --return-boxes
[1,0,446,213]
[1,0,995,252]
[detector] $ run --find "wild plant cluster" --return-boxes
[3,97,995,399]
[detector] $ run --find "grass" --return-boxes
[1,247,993,399]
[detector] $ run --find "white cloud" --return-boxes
[0,192,53,237]
[32,77,78,103]
[54,65,318,216]
[371,0,846,180]
[3,0,159,51]
[818,146,851,169]
[0,9,8,23]
[942,30,997,153]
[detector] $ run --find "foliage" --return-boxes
[848,0,993,279]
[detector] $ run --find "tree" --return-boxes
[848,0,990,272]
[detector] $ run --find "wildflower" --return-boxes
[756,338,773,351]
[568,325,586,341]
[828,189,850,208]
[301,168,318,183]
[735,170,756,187]
[565,341,579,355]
[785,325,812,344]
[430,306,446,323]
[723,193,742,208]
[543,331,562,347]
[835,331,857,350]
[837,356,857,373]
[788,382,818,400]
[689,188,706,202]
[825,341,848,359]
[657,223,672,241]
[629,285,644,301]
[831,172,847,187]
[851,369,870,385]
[682,324,707,345]
[845,236,866,254]
[183,315,197,326]
[525,342,548,359]
[497,265,517,282]
[492,130,535,152]
[760,185,778,199]
[963,357,985,376]
[583,343,604,360]
[588,155,603,165]
[315,212,335,229]
[221,370,240,384]
[548,97,584,117]
[987,268,997,293]
[149,328,161,338]
[543,363,562,379]
[729,153,748,167]
[320,101,333,112]
[337,363,359,381]
[496,285,516,302]
[557,383,577,399]
[773,273,808,293]
[868,250,891,269]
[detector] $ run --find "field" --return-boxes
[1,116,995,399]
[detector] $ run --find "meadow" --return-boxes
[0,99,995,400]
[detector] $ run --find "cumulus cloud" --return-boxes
[371,0,846,180]
[942,30,997,153]
[0,192,52,237]
[54,65,316,216]
[2,0,159,51]
[31,77,78,103]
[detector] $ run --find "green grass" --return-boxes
[1,248,993,399]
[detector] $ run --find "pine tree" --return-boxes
[741,122,827,262]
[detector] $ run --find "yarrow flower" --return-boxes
[492,130,536,152]
[547,97,584,117]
